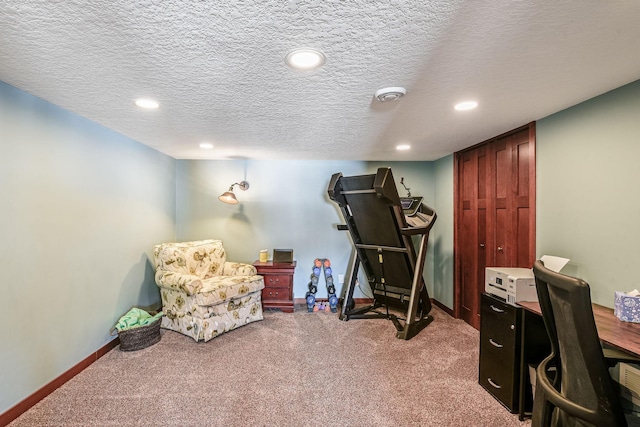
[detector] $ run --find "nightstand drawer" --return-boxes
[264,275,292,288]
[262,286,291,301]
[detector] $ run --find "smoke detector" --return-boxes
[374,87,406,102]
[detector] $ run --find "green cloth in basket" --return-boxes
[115,308,163,332]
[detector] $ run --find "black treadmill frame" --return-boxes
[327,167,437,340]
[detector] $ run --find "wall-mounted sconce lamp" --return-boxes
[218,181,250,204]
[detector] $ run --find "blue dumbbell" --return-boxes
[306,292,316,312]
[328,294,339,312]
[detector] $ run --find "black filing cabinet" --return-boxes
[479,293,522,413]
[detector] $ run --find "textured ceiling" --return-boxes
[1,1,640,161]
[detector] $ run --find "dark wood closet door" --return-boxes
[454,123,536,329]
[458,145,490,326]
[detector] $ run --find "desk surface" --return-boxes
[519,301,640,358]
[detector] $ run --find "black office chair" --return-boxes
[532,260,639,427]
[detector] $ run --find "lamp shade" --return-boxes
[218,180,249,204]
[218,191,238,204]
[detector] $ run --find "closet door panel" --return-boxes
[493,138,512,265]
[459,151,479,325]
[517,207,531,267]
[477,147,490,320]
[495,207,509,266]
[513,129,535,268]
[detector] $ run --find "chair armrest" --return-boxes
[221,262,257,276]
[155,270,203,296]
[536,355,602,424]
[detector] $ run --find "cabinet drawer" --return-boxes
[262,286,291,301]
[480,336,516,367]
[263,275,292,288]
[480,316,517,361]
[481,299,518,351]
[479,352,518,412]
[481,295,518,322]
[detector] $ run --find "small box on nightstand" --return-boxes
[273,249,293,263]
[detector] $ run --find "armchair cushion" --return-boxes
[153,239,227,279]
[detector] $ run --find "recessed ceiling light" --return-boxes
[455,101,478,111]
[285,48,326,70]
[199,142,214,149]
[396,144,411,151]
[134,98,159,109]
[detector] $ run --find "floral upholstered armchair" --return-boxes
[153,239,265,342]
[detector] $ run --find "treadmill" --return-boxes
[327,167,437,340]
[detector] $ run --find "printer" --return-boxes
[485,267,537,306]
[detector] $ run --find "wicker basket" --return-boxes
[117,317,162,351]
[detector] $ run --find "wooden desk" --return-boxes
[516,300,640,419]
[519,301,640,358]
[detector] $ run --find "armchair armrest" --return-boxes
[221,262,257,276]
[155,270,203,296]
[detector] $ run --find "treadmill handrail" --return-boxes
[400,225,432,236]
[400,214,436,235]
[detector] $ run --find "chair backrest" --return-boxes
[532,260,626,427]
[153,239,227,279]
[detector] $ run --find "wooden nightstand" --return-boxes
[253,261,296,312]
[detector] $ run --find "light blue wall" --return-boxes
[536,79,640,308]
[0,81,176,413]
[175,160,438,300]
[433,155,454,309]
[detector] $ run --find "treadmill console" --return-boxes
[400,196,423,217]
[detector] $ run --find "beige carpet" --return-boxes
[10,307,530,426]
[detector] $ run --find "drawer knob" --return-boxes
[489,338,503,348]
[487,378,502,389]
[490,305,505,313]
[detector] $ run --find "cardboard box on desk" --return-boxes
[614,291,640,323]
